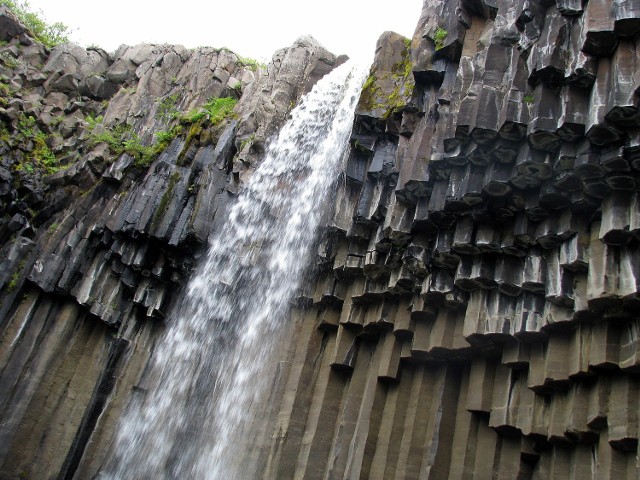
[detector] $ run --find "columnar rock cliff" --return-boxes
[1,0,640,478]
[0,5,344,478]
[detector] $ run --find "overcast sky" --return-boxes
[25,0,423,64]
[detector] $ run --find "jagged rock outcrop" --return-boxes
[1,0,640,478]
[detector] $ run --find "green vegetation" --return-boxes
[86,120,158,168]
[0,123,10,143]
[157,93,180,123]
[84,114,104,130]
[386,40,414,118]
[47,222,58,236]
[392,41,413,81]
[12,114,61,174]
[353,140,369,153]
[155,128,178,144]
[6,260,25,293]
[434,27,448,50]
[175,96,238,163]
[180,97,237,125]
[78,69,240,169]
[85,96,237,170]
[0,51,20,68]
[88,122,130,150]
[32,131,58,173]
[523,94,534,104]
[362,74,377,94]
[358,73,381,111]
[0,79,11,97]
[359,37,414,120]
[0,0,70,48]
[236,54,266,71]
[6,272,18,292]
[17,113,35,137]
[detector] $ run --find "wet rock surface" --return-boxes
[0,6,343,477]
[1,0,640,478]
[259,1,640,478]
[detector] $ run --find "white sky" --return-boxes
[25,0,423,64]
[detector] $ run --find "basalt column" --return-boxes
[259,2,640,478]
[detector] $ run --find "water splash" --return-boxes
[104,61,367,479]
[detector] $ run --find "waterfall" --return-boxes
[103,61,367,479]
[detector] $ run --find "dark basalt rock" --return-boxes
[0,6,25,43]
[2,0,640,479]
[253,1,640,477]
[0,6,347,476]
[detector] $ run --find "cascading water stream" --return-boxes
[103,61,367,479]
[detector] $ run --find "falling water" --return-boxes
[103,61,367,479]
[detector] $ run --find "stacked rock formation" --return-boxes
[1,0,640,478]
[0,5,344,478]
[257,1,640,478]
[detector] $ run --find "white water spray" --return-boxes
[104,61,367,479]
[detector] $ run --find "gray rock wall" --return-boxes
[258,1,640,478]
[1,0,640,478]
[0,5,343,478]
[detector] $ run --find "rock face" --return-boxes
[0,0,640,478]
[258,1,640,478]
[0,6,344,478]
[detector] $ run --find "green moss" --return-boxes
[180,97,237,126]
[353,140,370,153]
[434,27,448,50]
[380,39,415,119]
[6,271,19,292]
[33,131,59,174]
[88,121,162,167]
[47,222,58,236]
[186,122,203,144]
[175,96,238,162]
[358,73,382,111]
[206,97,237,123]
[182,107,206,124]
[523,94,534,104]
[384,86,406,119]
[122,133,146,158]
[6,260,25,293]
[391,39,413,81]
